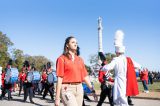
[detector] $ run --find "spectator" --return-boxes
[140,68,149,93]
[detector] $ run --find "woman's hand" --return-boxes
[55,98,60,106]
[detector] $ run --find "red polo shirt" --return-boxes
[56,55,88,83]
[140,70,148,83]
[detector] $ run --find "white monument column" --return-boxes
[98,17,103,52]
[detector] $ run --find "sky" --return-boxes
[0,0,160,71]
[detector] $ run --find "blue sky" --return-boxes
[0,0,159,71]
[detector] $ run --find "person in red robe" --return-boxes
[101,30,142,106]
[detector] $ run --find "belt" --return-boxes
[62,82,81,85]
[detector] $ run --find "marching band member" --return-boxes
[42,62,54,101]
[23,61,34,103]
[40,65,47,95]
[97,59,114,106]
[18,66,26,96]
[101,30,142,106]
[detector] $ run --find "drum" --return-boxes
[5,68,19,84]
[47,73,54,84]
[33,71,41,83]
[52,71,57,82]
[27,71,33,83]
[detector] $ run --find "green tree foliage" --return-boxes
[105,53,116,76]
[12,49,25,71]
[0,31,13,68]
[105,53,116,63]
[89,52,116,76]
[0,43,10,68]
[89,52,116,65]
[0,31,13,47]
[24,55,53,71]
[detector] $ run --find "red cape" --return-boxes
[126,57,139,96]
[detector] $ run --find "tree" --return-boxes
[24,55,53,71]
[88,52,116,76]
[0,31,14,47]
[12,49,25,71]
[0,31,13,68]
[89,54,99,65]
[105,53,116,63]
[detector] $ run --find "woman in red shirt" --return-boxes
[55,36,96,106]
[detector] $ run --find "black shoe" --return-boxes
[86,99,92,101]
[129,103,134,106]
[30,101,35,104]
[51,98,54,102]
[8,97,12,101]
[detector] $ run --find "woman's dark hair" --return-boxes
[63,36,79,58]
[77,46,80,56]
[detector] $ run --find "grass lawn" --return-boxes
[93,81,160,92]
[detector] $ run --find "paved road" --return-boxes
[0,91,160,106]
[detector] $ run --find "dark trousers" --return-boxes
[19,81,23,96]
[1,86,6,98]
[43,83,54,100]
[1,83,12,100]
[97,84,113,106]
[40,82,45,94]
[128,96,133,104]
[33,82,40,95]
[23,83,33,102]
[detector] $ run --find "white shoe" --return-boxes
[144,90,149,93]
